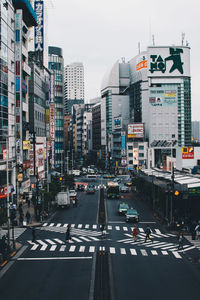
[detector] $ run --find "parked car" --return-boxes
[125,209,139,222]
[118,203,129,215]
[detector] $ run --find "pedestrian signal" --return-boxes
[59,177,63,181]
[174,190,179,196]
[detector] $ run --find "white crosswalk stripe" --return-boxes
[45,239,56,245]
[1,227,26,240]
[71,237,82,243]
[107,225,112,230]
[78,224,82,228]
[26,243,183,258]
[54,238,64,244]
[115,226,120,231]
[63,224,68,228]
[85,224,89,229]
[56,224,61,227]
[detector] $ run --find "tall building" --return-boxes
[13,0,37,200]
[48,46,64,173]
[64,62,84,115]
[192,121,200,142]
[0,0,16,202]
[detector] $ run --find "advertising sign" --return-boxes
[121,157,127,166]
[50,104,55,140]
[133,148,139,165]
[182,147,194,159]
[114,117,122,129]
[148,46,190,77]
[23,141,30,150]
[149,87,177,107]
[127,123,144,139]
[50,73,54,104]
[34,1,44,52]
[136,55,147,71]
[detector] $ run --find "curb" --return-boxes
[0,242,22,270]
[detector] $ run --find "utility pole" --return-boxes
[170,166,175,225]
[72,149,73,171]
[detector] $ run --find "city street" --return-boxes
[0,177,200,300]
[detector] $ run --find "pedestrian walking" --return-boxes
[100,224,106,237]
[27,199,30,208]
[19,213,24,226]
[177,232,184,250]
[32,228,36,242]
[26,211,31,224]
[132,224,139,242]
[66,224,71,242]
[195,223,200,240]
[145,225,153,243]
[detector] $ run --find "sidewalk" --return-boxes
[185,235,200,251]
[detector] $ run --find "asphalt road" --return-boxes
[0,176,200,300]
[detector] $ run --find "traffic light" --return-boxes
[174,190,179,196]
[59,177,63,182]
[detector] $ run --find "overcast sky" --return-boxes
[48,0,200,120]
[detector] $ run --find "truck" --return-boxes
[106,181,120,199]
[56,191,70,208]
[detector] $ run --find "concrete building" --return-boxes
[192,121,200,143]
[82,110,92,159]
[0,0,16,203]
[101,60,130,167]
[129,46,191,168]
[48,46,64,173]
[92,102,101,161]
[13,0,37,200]
[64,62,84,115]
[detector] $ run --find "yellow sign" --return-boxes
[23,141,30,150]
[165,92,176,97]
[17,174,23,182]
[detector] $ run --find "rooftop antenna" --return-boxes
[181,32,185,46]
[138,42,140,54]
[121,57,125,63]
[186,40,189,46]
[152,34,155,46]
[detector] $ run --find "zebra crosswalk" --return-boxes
[117,233,195,253]
[1,227,26,240]
[26,241,182,259]
[185,236,200,251]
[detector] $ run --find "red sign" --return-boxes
[182,147,194,159]
[23,160,31,169]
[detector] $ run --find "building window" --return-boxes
[128,153,133,157]
[139,145,144,150]
[128,145,133,150]
[139,153,144,158]
[129,160,133,164]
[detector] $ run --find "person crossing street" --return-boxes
[145,224,153,243]
[66,224,71,242]
[132,224,139,242]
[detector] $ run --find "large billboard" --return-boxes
[182,147,194,159]
[114,117,122,129]
[149,87,178,107]
[34,1,44,52]
[148,46,190,77]
[127,123,144,139]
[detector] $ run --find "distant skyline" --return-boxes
[47,0,200,120]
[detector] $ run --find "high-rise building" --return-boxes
[192,121,200,142]
[0,0,16,201]
[64,62,84,115]
[48,46,64,173]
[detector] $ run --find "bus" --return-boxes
[106,181,120,199]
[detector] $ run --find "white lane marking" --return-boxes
[50,245,57,251]
[172,252,182,259]
[141,249,148,256]
[93,225,97,229]
[71,228,101,236]
[79,246,85,252]
[71,224,75,228]
[160,244,177,250]
[17,257,93,261]
[138,233,146,237]
[151,250,158,255]
[54,239,64,244]
[89,246,95,253]
[139,228,144,233]
[110,247,116,254]
[69,246,76,252]
[130,249,137,255]
[178,246,195,252]
[37,240,48,251]
[71,237,82,242]
[155,229,161,234]
[151,234,162,238]
[125,233,132,238]
[115,226,120,231]
[139,222,156,224]
[161,251,168,255]
[45,239,56,245]
[78,224,82,228]
[79,236,90,242]
[85,224,89,229]
[30,244,39,250]
[120,248,126,255]
[43,223,48,227]
[49,223,54,227]
[107,225,112,230]
[123,227,128,231]
[149,242,169,248]
[89,237,99,241]
[102,247,105,251]
[56,223,61,227]
[124,238,134,243]
[59,245,66,252]
[167,233,176,237]
[63,224,68,227]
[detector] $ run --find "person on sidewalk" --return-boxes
[145,225,153,243]
[26,211,31,224]
[32,228,36,243]
[132,224,139,242]
[66,224,71,242]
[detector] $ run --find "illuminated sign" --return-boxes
[136,55,147,71]
[182,147,194,159]
[114,117,122,129]
[23,141,30,150]
[127,123,144,139]
[34,1,44,52]
[149,88,177,106]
